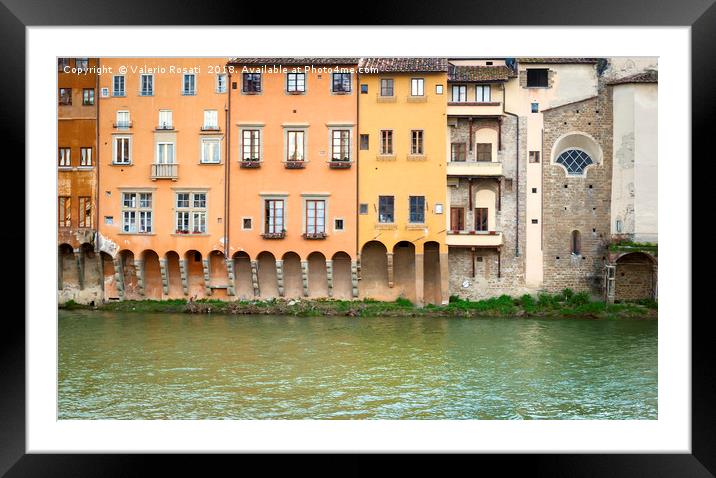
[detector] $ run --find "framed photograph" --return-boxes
[8,0,707,473]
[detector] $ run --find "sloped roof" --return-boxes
[358,57,448,73]
[448,65,514,82]
[607,70,658,85]
[518,58,602,64]
[228,57,359,66]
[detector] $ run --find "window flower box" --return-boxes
[284,160,306,169]
[302,232,327,240]
[175,229,189,234]
[261,231,286,239]
[329,158,352,169]
[240,159,261,168]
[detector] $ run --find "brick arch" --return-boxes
[615,252,656,301]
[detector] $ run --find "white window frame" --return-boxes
[411,78,425,96]
[452,85,467,102]
[158,110,173,129]
[182,74,196,95]
[262,196,287,234]
[175,191,208,234]
[121,192,152,234]
[203,110,218,129]
[304,198,327,235]
[287,72,306,93]
[58,147,71,167]
[330,129,351,161]
[201,137,221,164]
[113,136,131,165]
[285,128,308,162]
[156,142,175,165]
[112,75,125,96]
[216,73,227,93]
[476,85,491,103]
[80,147,92,167]
[116,110,130,128]
[241,128,262,161]
[139,74,154,96]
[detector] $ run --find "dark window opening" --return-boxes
[527,68,549,87]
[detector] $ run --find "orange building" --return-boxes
[226,58,359,299]
[96,58,231,300]
[57,57,101,303]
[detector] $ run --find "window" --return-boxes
[112,75,125,96]
[114,137,131,164]
[476,85,491,102]
[380,130,393,155]
[436,84,444,95]
[140,74,153,96]
[571,230,581,255]
[531,102,539,113]
[476,143,492,162]
[59,88,72,105]
[203,110,218,129]
[82,88,94,105]
[332,73,351,93]
[359,204,368,215]
[411,130,424,155]
[78,196,92,228]
[529,151,540,163]
[58,197,71,227]
[242,218,252,230]
[305,200,326,234]
[451,85,467,102]
[58,58,70,71]
[378,196,394,223]
[58,148,71,167]
[409,196,425,223]
[450,207,464,231]
[451,143,466,162]
[176,192,207,233]
[242,73,261,93]
[411,78,424,96]
[158,110,173,129]
[201,138,221,164]
[183,74,196,95]
[287,131,305,162]
[334,218,344,231]
[475,208,488,232]
[331,130,350,161]
[359,134,369,150]
[75,58,89,70]
[527,68,549,87]
[242,130,260,161]
[360,84,368,94]
[380,79,394,96]
[115,110,130,128]
[287,73,305,92]
[80,147,92,166]
[556,149,594,175]
[121,192,152,233]
[265,199,285,234]
[156,142,175,164]
[216,73,227,93]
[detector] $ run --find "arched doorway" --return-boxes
[256,251,278,299]
[185,250,205,299]
[307,251,328,298]
[359,241,389,300]
[165,251,183,298]
[58,243,77,290]
[332,251,352,299]
[209,250,228,299]
[142,250,162,299]
[232,251,254,299]
[100,252,118,300]
[119,250,140,299]
[393,241,416,303]
[80,242,101,289]
[615,252,656,301]
[282,252,303,298]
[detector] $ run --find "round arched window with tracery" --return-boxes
[556,149,594,175]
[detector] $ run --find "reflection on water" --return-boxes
[58,311,657,420]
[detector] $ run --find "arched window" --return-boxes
[571,230,581,255]
[556,149,594,175]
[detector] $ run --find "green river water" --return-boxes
[58,310,657,420]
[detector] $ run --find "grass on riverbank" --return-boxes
[60,289,656,319]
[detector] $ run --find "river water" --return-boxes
[58,310,657,420]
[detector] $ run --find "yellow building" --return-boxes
[357,58,449,305]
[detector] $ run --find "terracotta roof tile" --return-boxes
[448,65,514,82]
[607,70,658,85]
[228,57,359,66]
[358,57,448,73]
[518,58,602,64]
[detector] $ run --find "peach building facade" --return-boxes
[226,58,359,299]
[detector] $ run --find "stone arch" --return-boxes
[58,243,78,290]
[185,250,205,299]
[119,250,140,299]
[80,243,101,289]
[307,251,328,298]
[282,252,303,298]
[393,241,416,303]
[359,241,389,300]
[141,250,162,299]
[208,250,229,299]
[551,131,603,177]
[165,251,183,298]
[423,241,442,305]
[232,251,254,299]
[615,252,656,301]
[100,252,118,300]
[256,251,278,299]
[331,251,352,299]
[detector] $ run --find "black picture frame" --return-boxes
[6,0,705,473]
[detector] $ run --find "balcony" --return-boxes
[113,121,132,129]
[328,159,352,169]
[283,160,307,169]
[156,124,174,131]
[240,159,262,169]
[446,231,503,247]
[447,160,503,177]
[150,163,178,180]
[447,101,503,117]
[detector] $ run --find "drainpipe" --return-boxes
[95,59,100,250]
[224,69,231,259]
[502,84,520,257]
[356,68,360,264]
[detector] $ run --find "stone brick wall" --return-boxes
[615,261,654,301]
[447,115,532,300]
[541,83,613,294]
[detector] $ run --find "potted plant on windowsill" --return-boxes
[302,231,327,240]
